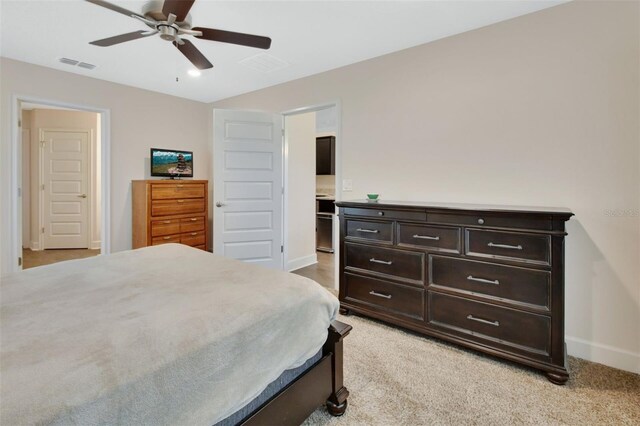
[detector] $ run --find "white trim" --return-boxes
[287,253,318,272]
[566,336,640,374]
[10,95,111,273]
[282,100,341,289]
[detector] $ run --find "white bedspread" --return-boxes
[0,244,338,425]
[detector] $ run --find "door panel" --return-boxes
[213,109,283,269]
[42,130,90,249]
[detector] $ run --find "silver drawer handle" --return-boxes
[163,236,172,240]
[467,315,500,327]
[369,290,392,299]
[487,242,523,250]
[356,228,379,233]
[369,258,393,265]
[413,234,440,240]
[190,218,198,221]
[467,275,500,285]
[191,232,198,236]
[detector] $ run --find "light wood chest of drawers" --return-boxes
[336,200,573,384]
[132,180,209,251]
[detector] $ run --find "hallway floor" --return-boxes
[292,251,335,290]
[22,248,100,269]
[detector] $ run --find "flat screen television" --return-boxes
[150,148,193,178]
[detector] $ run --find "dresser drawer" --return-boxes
[344,273,424,320]
[180,216,205,233]
[429,256,550,311]
[343,207,426,222]
[151,199,205,217]
[465,229,551,266]
[345,243,424,284]
[345,219,393,244]
[428,292,551,356]
[397,223,461,253]
[181,230,206,247]
[151,183,205,200]
[428,212,552,231]
[151,219,180,237]
[151,234,181,245]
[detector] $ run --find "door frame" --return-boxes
[38,128,93,250]
[10,95,111,272]
[282,100,341,289]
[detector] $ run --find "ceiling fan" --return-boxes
[85,0,272,70]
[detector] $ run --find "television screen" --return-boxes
[151,148,193,178]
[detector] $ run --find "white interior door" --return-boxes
[41,129,90,249]
[213,109,284,269]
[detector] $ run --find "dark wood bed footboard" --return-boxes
[240,320,352,426]
[323,320,351,416]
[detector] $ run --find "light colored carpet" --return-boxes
[304,314,640,425]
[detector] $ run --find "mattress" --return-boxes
[215,349,323,426]
[0,244,339,425]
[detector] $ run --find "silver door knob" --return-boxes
[215,202,225,207]
[77,194,87,199]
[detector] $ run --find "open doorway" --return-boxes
[19,103,101,269]
[7,95,111,271]
[285,105,339,291]
[211,103,340,286]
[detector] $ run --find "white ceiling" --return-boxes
[0,0,566,103]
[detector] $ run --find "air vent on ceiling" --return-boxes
[59,57,79,66]
[77,62,96,70]
[58,57,96,70]
[239,53,289,74]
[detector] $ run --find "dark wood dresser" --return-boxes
[336,200,573,384]
[132,180,209,251]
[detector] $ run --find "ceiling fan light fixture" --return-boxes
[188,69,201,77]
[158,24,178,41]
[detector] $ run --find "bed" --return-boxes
[0,244,350,425]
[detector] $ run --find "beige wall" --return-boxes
[214,1,640,372]
[285,112,317,270]
[25,109,100,250]
[1,58,210,270]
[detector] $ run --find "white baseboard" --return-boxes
[566,336,640,374]
[90,240,101,250]
[30,241,40,250]
[287,254,318,272]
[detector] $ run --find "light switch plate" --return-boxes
[342,179,353,191]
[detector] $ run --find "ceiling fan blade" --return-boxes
[85,0,146,20]
[174,39,213,70]
[90,30,154,47]
[192,27,271,49]
[162,0,195,22]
